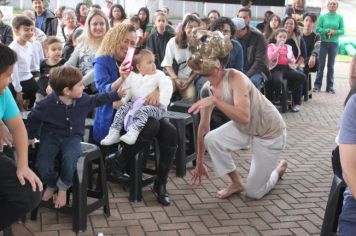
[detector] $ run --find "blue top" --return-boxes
[0,87,19,120]
[26,90,120,139]
[92,55,120,142]
[339,94,356,144]
[227,39,244,72]
[35,14,45,32]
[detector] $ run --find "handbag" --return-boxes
[331,146,343,181]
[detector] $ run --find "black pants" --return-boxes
[0,153,42,230]
[271,65,306,105]
[20,78,39,109]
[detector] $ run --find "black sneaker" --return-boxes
[329,88,336,94]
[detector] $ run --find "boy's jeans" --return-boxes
[36,132,82,190]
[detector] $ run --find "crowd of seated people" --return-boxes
[0,0,346,230]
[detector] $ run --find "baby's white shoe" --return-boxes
[120,129,140,145]
[100,128,121,145]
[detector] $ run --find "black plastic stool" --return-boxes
[30,142,110,233]
[106,138,159,202]
[164,111,197,177]
[321,175,346,236]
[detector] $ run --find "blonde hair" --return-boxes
[96,23,136,56]
[80,9,109,49]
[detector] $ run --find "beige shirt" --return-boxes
[205,69,286,139]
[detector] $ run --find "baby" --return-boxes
[101,49,173,145]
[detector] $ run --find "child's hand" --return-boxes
[113,100,123,110]
[28,139,37,149]
[117,86,128,97]
[46,85,53,95]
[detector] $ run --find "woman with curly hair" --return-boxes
[75,2,88,26]
[93,24,177,206]
[161,14,201,101]
[109,4,127,28]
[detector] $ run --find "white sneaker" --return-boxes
[100,128,121,145]
[120,129,140,145]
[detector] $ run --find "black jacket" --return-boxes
[35,9,58,36]
[237,27,271,81]
[0,21,13,45]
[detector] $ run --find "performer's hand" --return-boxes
[190,162,209,185]
[188,96,215,114]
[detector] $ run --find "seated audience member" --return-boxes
[207,10,220,26]
[56,8,80,44]
[62,27,83,61]
[200,17,211,30]
[109,4,126,28]
[0,9,14,45]
[263,14,281,42]
[161,6,173,25]
[146,12,175,71]
[32,0,58,36]
[54,6,66,38]
[102,0,112,18]
[65,9,109,93]
[130,15,144,49]
[238,8,260,33]
[161,15,201,101]
[0,43,42,231]
[241,0,253,8]
[151,10,175,35]
[10,16,40,110]
[285,0,307,27]
[100,49,173,145]
[233,17,271,89]
[283,17,307,71]
[23,10,47,43]
[137,7,153,48]
[37,36,66,101]
[302,13,320,77]
[256,10,274,33]
[268,28,305,112]
[75,2,88,26]
[187,29,288,200]
[93,24,178,206]
[26,66,125,208]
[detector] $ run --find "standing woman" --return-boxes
[161,15,201,101]
[313,0,344,94]
[65,9,109,90]
[75,2,88,26]
[109,4,127,28]
[137,7,153,48]
[93,24,178,206]
[263,14,281,42]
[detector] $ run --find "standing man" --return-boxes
[187,30,287,200]
[32,0,57,36]
[233,17,270,89]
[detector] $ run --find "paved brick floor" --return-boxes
[1,62,352,236]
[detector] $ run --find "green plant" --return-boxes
[83,0,93,6]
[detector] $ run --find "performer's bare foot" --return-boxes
[217,182,245,199]
[54,190,67,208]
[42,188,55,201]
[276,160,288,179]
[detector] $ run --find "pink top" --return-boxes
[267,43,296,69]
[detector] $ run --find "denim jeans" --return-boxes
[339,188,356,236]
[35,132,82,190]
[314,42,339,90]
[250,73,264,89]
